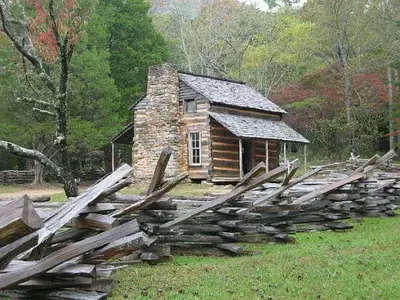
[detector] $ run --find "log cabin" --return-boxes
[111,64,309,182]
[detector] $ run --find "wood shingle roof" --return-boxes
[209,112,309,144]
[179,73,287,114]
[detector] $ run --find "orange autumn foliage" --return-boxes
[25,0,88,63]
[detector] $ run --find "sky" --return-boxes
[238,0,307,11]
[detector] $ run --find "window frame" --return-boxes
[184,99,197,114]
[188,131,202,166]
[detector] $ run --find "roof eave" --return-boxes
[111,123,134,144]
[209,100,287,115]
[129,93,147,111]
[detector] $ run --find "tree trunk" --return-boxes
[32,141,45,185]
[388,66,394,150]
[56,99,78,197]
[395,69,399,147]
[0,1,79,198]
[344,71,352,125]
[33,161,45,185]
[55,35,79,198]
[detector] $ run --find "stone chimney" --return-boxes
[132,64,180,181]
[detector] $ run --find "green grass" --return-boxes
[50,193,68,202]
[122,183,230,198]
[111,216,400,300]
[0,185,22,194]
[48,182,230,203]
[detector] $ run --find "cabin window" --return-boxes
[185,99,197,114]
[189,132,201,166]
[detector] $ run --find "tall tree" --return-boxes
[242,8,317,96]
[87,0,170,106]
[264,0,301,9]
[161,1,316,95]
[163,0,268,78]
[302,0,389,126]
[0,0,95,196]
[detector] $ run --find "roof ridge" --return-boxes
[179,71,245,85]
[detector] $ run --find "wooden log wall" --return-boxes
[0,170,34,185]
[253,139,279,170]
[209,124,279,181]
[210,119,240,181]
[178,81,211,180]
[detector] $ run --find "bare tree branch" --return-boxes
[48,0,62,49]
[17,96,56,108]
[0,140,61,176]
[33,107,57,117]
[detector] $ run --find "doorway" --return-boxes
[241,140,253,174]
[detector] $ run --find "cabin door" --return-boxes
[241,140,253,174]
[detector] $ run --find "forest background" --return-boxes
[0,0,399,192]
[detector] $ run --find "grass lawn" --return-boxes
[111,216,400,300]
[121,182,230,198]
[50,193,68,202]
[48,182,230,203]
[0,185,22,194]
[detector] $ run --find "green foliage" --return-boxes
[87,0,170,106]
[0,35,123,171]
[0,38,54,168]
[284,97,324,109]
[243,10,320,94]
[0,0,169,175]
[307,100,386,157]
[264,0,300,8]
[69,47,123,151]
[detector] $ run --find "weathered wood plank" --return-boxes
[216,243,243,255]
[159,234,224,244]
[83,232,148,263]
[79,203,116,215]
[0,289,107,300]
[0,195,43,247]
[16,276,93,290]
[238,165,321,214]
[363,150,396,173]
[0,234,38,269]
[281,160,299,186]
[146,147,173,195]
[0,219,140,290]
[111,172,188,217]
[1,260,96,278]
[353,154,380,173]
[160,164,288,228]
[236,161,265,188]
[51,228,89,244]
[292,173,365,205]
[47,262,96,278]
[71,213,117,231]
[13,164,133,257]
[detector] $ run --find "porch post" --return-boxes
[283,142,287,166]
[304,144,307,173]
[239,139,243,178]
[111,142,115,171]
[265,140,269,173]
